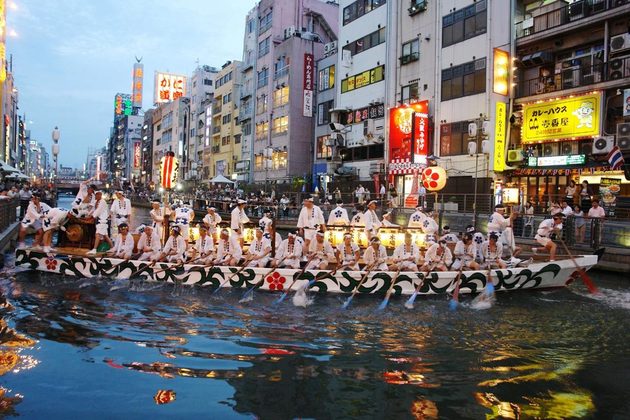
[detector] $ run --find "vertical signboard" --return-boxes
[303,53,314,117]
[599,178,621,217]
[133,141,141,169]
[132,63,144,109]
[389,101,429,164]
[154,72,187,104]
[494,101,507,172]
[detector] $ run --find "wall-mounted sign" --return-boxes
[528,154,586,167]
[154,72,187,104]
[522,93,601,142]
[132,63,144,108]
[389,101,429,165]
[345,104,385,125]
[114,93,132,117]
[133,141,141,169]
[494,101,507,172]
[303,53,314,117]
[340,65,385,93]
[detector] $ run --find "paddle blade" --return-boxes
[578,270,598,294]
[239,288,254,303]
[341,296,353,309]
[274,292,288,304]
[485,282,495,295]
[377,296,390,311]
[404,292,418,310]
[448,298,459,311]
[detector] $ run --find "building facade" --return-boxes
[187,65,218,182]
[150,97,190,186]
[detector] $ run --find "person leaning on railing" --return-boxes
[573,205,586,244]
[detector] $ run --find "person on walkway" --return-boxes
[336,233,360,271]
[297,197,325,251]
[587,199,605,245]
[579,180,593,210]
[18,193,49,248]
[306,231,335,270]
[275,232,303,269]
[565,180,577,207]
[159,226,188,264]
[390,232,420,272]
[87,191,113,255]
[573,205,586,244]
[246,228,272,268]
[327,199,350,226]
[364,200,382,241]
[523,201,534,237]
[109,223,134,260]
[136,225,162,262]
[230,199,250,245]
[362,237,389,271]
[18,185,33,218]
[280,194,290,218]
[533,214,564,261]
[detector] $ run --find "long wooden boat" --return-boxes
[14,248,599,297]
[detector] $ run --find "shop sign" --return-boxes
[599,177,621,216]
[522,93,601,142]
[303,53,314,117]
[389,101,429,165]
[494,102,507,172]
[345,104,385,125]
[528,155,586,167]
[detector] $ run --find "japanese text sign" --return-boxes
[389,101,429,164]
[154,72,187,104]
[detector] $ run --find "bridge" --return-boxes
[55,178,83,194]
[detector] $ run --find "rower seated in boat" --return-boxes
[452,232,481,270]
[275,231,302,269]
[306,231,335,270]
[336,233,360,271]
[246,228,272,268]
[482,233,507,269]
[136,225,162,262]
[159,225,187,263]
[190,224,214,264]
[422,240,452,272]
[214,229,243,266]
[363,237,389,271]
[390,232,420,272]
[109,223,134,260]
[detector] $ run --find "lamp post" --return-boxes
[468,115,489,228]
[51,126,60,185]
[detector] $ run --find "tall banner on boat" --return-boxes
[159,152,179,189]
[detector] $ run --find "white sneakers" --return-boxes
[87,249,97,255]
[43,246,51,253]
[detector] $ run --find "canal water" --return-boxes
[0,197,628,418]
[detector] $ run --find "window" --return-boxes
[256,94,268,114]
[255,154,264,170]
[257,68,268,88]
[258,37,270,58]
[441,58,486,101]
[242,121,252,136]
[272,116,288,135]
[342,28,386,56]
[272,150,288,169]
[222,114,232,124]
[317,100,333,126]
[316,135,333,159]
[343,0,387,25]
[318,65,335,92]
[401,83,419,103]
[247,18,255,34]
[234,134,241,144]
[401,39,419,64]
[273,86,289,107]
[341,65,385,93]
[440,121,470,156]
[222,93,232,104]
[259,11,272,34]
[255,122,269,140]
[274,56,289,79]
[442,1,487,47]
[222,136,231,146]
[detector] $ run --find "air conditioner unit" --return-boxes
[617,122,630,151]
[608,55,630,80]
[284,26,296,39]
[507,149,524,162]
[542,143,558,156]
[592,136,614,155]
[530,51,553,66]
[324,41,337,55]
[610,33,630,54]
[560,142,578,155]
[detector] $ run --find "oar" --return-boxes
[240,256,287,302]
[211,255,249,295]
[484,264,495,297]
[448,264,465,310]
[558,237,598,294]
[302,261,351,292]
[274,255,316,304]
[341,262,377,309]
[404,262,436,310]
[377,265,402,311]
[152,254,204,277]
[127,260,157,279]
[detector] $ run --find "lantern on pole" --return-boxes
[421,166,447,192]
[159,151,179,190]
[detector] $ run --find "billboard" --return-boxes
[303,53,314,117]
[114,93,132,117]
[389,101,429,164]
[132,63,144,108]
[522,93,601,143]
[154,72,187,104]
[133,141,141,169]
[494,101,507,172]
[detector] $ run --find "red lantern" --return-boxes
[159,152,179,189]
[421,166,447,192]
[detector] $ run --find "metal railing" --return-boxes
[0,198,18,232]
[273,66,290,80]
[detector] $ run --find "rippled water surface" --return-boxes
[0,198,628,418]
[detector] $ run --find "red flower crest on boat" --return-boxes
[266,271,286,291]
[45,256,57,270]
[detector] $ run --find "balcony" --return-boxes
[273,66,290,80]
[516,57,629,98]
[240,86,253,99]
[515,0,626,40]
[212,105,222,114]
[211,146,220,153]
[212,126,221,134]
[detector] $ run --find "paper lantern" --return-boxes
[421,167,447,191]
[159,152,179,189]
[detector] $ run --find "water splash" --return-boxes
[292,287,313,308]
[575,287,630,310]
[471,291,496,310]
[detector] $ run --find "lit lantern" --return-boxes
[159,151,179,189]
[421,166,447,192]
[502,187,520,205]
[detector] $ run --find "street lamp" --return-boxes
[51,126,60,184]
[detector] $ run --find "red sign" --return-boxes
[159,152,179,189]
[303,53,314,90]
[133,141,141,169]
[389,101,429,164]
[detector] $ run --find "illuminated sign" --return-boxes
[528,154,586,167]
[494,102,507,172]
[345,104,385,125]
[303,53,314,117]
[502,187,519,204]
[132,63,143,108]
[0,1,6,82]
[114,93,132,116]
[493,48,509,96]
[389,101,430,165]
[133,141,141,169]
[522,93,601,142]
[154,72,187,104]
[341,65,385,93]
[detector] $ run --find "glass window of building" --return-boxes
[401,39,419,64]
[273,86,290,107]
[272,116,289,135]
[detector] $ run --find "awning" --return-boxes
[388,159,426,175]
[209,174,235,184]
[5,172,29,180]
[0,160,20,174]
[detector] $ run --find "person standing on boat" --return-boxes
[137,225,162,262]
[231,199,250,245]
[109,223,134,260]
[246,228,272,268]
[18,193,50,249]
[364,200,382,241]
[408,207,433,234]
[173,202,194,245]
[533,214,564,261]
[350,204,366,228]
[110,191,131,240]
[482,233,507,269]
[203,207,222,242]
[439,226,459,244]
[72,179,96,218]
[275,232,303,269]
[297,197,325,251]
[306,231,336,270]
[487,204,520,258]
[390,232,420,271]
[41,207,71,253]
[87,191,113,255]
[452,233,481,270]
[336,233,360,271]
[259,211,273,233]
[363,237,389,271]
[190,224,214,264]
[422,240,452,272]
[150,201,166,242]
[214,228,243,266]
[327,199,350,226]
[159,226,188,263]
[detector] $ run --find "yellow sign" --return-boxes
[493,49,509,96]
[522,93,601,142]
[494,102,507,172]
